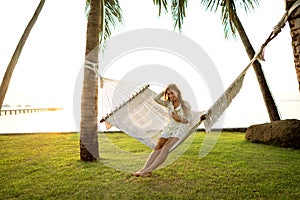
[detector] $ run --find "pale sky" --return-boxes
[0,0,299,127]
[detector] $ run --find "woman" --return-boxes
[133,84,192,177]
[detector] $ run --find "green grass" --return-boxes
[0,132,299,200]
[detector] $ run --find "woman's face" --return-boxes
[166,89,178,101]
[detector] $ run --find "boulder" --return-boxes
[245,119,300,148]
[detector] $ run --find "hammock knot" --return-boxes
[273,11,288,36]
[257,47,265,61]
[84,59,101,78]
[274,0,300,37]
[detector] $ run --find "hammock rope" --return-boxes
[100,83,150,122]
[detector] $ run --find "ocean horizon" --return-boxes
[0,101,299,134]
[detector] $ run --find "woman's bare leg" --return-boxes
[142,150,161,170]
[134,138,168,175]
[140,137,179,175]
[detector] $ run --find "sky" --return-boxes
[0,0,299,127]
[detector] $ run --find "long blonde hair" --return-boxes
[164,84,190,116]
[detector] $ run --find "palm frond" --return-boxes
[153,0,168,15]
[85,0,123,42]
[85,0,91,17]
[238,0,259,13]
[200,0,222,12]
[200,0,260,39]
[103,0,123,40]
[201,0,259,13]
[152,0,187,31]
[171,0,187,31]
[221,0,237,39]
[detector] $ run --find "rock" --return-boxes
[245,119,300,148]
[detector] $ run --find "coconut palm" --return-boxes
[81,0,122,161]
[286,0,300,91]
[0,0,45,109]
[153,0,281,121]
[218,1,281,121]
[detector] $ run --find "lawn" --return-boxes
[0,132,299,199]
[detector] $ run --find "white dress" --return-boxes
[160,101,191,139]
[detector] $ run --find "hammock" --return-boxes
[98,79,205,152]
[85,0,300,152]
[96,68,245,151]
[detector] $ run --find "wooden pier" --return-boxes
[0,108,63,116]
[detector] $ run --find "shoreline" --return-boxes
[0,127,248,135]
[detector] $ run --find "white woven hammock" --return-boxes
[100,82,204,151]
[97,65,245,150]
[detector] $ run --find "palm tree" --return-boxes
[286,0,300,91]
[81,0,122,161]
[219,1,281,121]
[153,0,281,121]
[0,0,45,109]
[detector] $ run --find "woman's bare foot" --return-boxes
[132,170,152,177]
[132,172,141,177]
[132,169,144,177]
[136,171,151,178]
[139,172,152,178]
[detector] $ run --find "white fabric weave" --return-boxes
[105,88,203,151]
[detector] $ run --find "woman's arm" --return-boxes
[154,91,168,107]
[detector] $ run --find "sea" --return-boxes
[0,101,299,134]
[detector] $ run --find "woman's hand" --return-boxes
[200,114,207,121]
[172,111,180,122]
[172,112,188,124]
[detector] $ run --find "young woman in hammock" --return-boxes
[133,84,193,177]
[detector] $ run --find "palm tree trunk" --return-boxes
[234,13,281,121]
[286,0,300,91]
[0,0,45,109]
[80,0,102,161]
